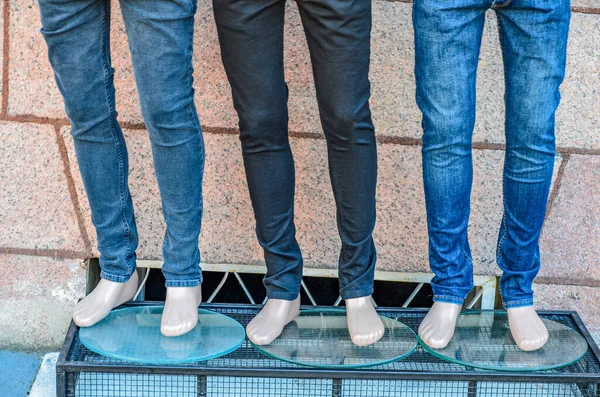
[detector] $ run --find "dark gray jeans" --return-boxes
[213,0,378,301]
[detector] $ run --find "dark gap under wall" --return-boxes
[143,268,436,308]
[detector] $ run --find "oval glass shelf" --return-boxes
[251,309,418,369]
[79,306,245,364]
[419,310,588,372]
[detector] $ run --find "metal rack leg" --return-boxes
[468,380,477,397]
[332,378,342,397]
[197,375,207,397]
[56,371,67,397]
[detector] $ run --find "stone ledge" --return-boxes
[0,254,85,349]
[534,283,600,333]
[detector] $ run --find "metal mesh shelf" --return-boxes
[57,302,600,397]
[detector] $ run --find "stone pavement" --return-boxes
[0,350,43,396]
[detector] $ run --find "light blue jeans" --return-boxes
[39,0,205,287]
[414,0,570,308]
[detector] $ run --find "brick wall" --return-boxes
[1,0,598,349]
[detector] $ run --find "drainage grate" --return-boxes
[57,302,600,397]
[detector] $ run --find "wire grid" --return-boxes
[62,305,600,397]
[65,375,598,397]
[475,382,598,397]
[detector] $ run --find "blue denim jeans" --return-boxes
[213,0,377,300]
[414,0,570,308]
[39,0,205,287]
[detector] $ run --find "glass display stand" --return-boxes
[79,306,245,364]
[420,310,588,371]
[251,309,418,368]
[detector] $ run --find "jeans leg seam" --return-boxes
[461,247,473,266]
[186,74,205,231]
[497,175,508,264]
[101,0,132,270]
[495,11,507,266]
[325,138,350,276]
[186,75,203,135]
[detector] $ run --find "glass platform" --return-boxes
[251,309,418,369]
[79,306,245,364]
[420,310,589,372]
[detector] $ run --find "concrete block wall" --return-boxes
[0,0,598,349]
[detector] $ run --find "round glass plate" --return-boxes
[251,309,417,368]
[419,311,588,371]
[79,306,245,364]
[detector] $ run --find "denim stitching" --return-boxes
[186,73,202,134]
[341,286,375,300]
[434,295,464,305]
[503,299,534,308]
[101,0,132,273]
[496,15,508,265]
[461,247,473,266]
[497,207,508,263]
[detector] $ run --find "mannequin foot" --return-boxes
[418,302,461,349]
[507,306,549,351]
[345,296,384,346]
[73,271,139,328]
[161,285,202,337]
[247,296,300,345]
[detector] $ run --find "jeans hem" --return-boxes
[101,270,135,284]
[340,287,374,301]
[503,299,534,309]
[165,279,202,288]
[266,290,300,301]
[433,295,465,306]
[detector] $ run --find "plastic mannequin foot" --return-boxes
[345,296,384,346]
[161,285,203,337]
[507,306,549,351]
[418,302,462,349]
[246,296,301,345]
[73,271,139,328]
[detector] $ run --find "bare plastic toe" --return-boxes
[418,302,461,349]
[346,296,385,347]
[246,296,300,345]
[507,306,549,352]
[73,272,139,328]
[160,285,202,337]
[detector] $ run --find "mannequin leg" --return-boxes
[495,1,570,351]
[297,0,381,346]
[412,1,489,348]
[121,0,205,336]
[39,0,139,328]
[213,0,302,344]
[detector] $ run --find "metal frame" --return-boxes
[56,302,600,397]
[136,260,498,309]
